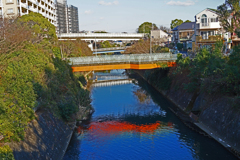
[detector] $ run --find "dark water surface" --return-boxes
[64,70,237,160]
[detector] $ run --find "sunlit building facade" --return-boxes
[56,0,79,33]
[0,0,56,25]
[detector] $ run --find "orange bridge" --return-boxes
[70,53,177,72]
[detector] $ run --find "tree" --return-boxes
[125,39,150,54]
[59,39,92,57]
[19,12,57,41]
[217,0,240,37]
[138,22,158,34]
[159,25,171,33]
[184,20,192,23]
[170,19,183,29]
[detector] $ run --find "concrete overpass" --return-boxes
[58,33,145,42]
[92,79,133,87]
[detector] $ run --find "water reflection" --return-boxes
[133,89,151,104]
[64,70,237,160]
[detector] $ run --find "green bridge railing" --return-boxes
[69,53,177,66]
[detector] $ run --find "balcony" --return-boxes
[179,37,192,41]
[20,2,28,9]
[196,35,222,43]
[202,23,209,27]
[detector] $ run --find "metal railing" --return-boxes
[196,35,222,42]
[58,33,145,38]
[69,53,177,66]
[92,47,129,52]
[202,23,209,27]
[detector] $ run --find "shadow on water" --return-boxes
[128,71,238,160]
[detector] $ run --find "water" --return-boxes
[64,70,237,160]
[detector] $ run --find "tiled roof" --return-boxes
[172,22,195,31]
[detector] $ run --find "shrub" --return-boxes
[0,145,15,160]
[177,43,183,50]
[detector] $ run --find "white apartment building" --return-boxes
[0,0,56,26]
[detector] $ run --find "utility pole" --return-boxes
[150,23,153,54]
[95,36,97,56]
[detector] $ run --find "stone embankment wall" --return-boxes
[134,70,240,156]
[8,110,75,160]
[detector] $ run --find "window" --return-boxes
[211,18,218,22]
[7,8,13,14]
[6,0,13,3]
[201,14,208,26]
[201,31,208,39]
[208,31,215,36]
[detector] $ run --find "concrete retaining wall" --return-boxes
[134,69,240,155]
[9,110,75,160]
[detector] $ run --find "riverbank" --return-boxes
[133,69,240,159]
[8,105,93,160]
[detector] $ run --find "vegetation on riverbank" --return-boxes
[0,145,14,160]
[0,13,92,157]
[143,41,240,102]
[125,39,169,54]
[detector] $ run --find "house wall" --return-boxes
[151,30,171,43]
[195,9,221,30]
[2,0,18,17]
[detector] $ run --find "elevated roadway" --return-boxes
[58,33,145,42]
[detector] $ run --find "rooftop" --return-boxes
[172,22,195,31]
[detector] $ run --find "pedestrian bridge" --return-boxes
[70,53,177,72]
[69,53,177,72]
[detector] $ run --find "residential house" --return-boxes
[232,31,240,47]
[151,29,171,47]
[171,22,195,49]
[193,8,231,50]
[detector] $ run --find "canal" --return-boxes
[64,70,237,160]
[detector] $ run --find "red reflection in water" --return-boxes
[77,121,169,135]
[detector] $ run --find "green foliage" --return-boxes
[100,41,112,48]
[170,19,183,29]
[169,43,175,49]
[138,22,158,34]
[0,145,15,160]
[174,41,240,96]
[19,12,57,41]
[155,46,170,53]
[94,31,107,33]
[217,0,240,34]
[0,13,92,142]
[144,69,172,91]
[184,20,192,23]
[177,43,183,50]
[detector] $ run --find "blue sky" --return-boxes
[67,0,225,32]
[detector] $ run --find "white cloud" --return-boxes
[84,10,93,14]
[99,1,119,6]
[167,0,195,6]
[100,17,105,20]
